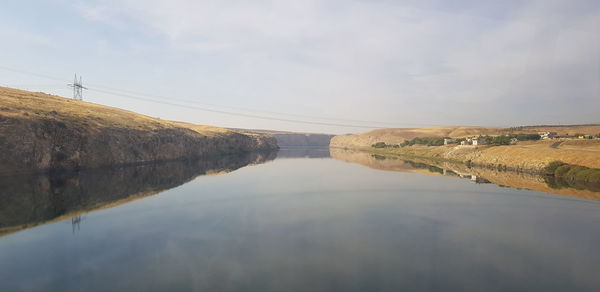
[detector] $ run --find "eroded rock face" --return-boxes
[0,116,278,175]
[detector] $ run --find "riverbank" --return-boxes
[0,87,278,175]
[330,139,600,184]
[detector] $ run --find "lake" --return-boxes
[1,147,599,292]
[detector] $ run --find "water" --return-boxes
[1,148,599,292]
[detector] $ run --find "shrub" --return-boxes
[490,135,511,145]
[554,165,572,177]
[544,161,566,174]
[400,137,446,147]
[372,142,387,148]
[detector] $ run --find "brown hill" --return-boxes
[331,126,503,148]
[0,87,277,174]
[331,125,600,148]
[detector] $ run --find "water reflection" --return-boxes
[0,151,276,237]
[0,149,599,291]
[276,146,331,159]
[330,148,600,200]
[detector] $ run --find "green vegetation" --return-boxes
[544,161,600,183]
[372,142,386,148]
[513,134,542,141]
[371,142,399,148]
[397,134,541,147]
[400,137,446,147]
[489,134,541,145]
[490,135,512,145]
[544,161,567,174]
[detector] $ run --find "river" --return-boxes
[0,147,599,291]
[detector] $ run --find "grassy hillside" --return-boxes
[331,125,600,148]
[0,87,277,174]
[1,86,233,135]
[331,126,503,148]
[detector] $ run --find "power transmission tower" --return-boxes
[68,74,87,100]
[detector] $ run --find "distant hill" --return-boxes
[234,129,334,147]
[331,125,600,148]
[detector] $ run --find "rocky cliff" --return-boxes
[0,87,278,175]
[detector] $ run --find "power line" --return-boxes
[87,83,401,126]
[87,87,388,129]
[0,65,439,129]
[0,65,66,82]
[1,65,395,125]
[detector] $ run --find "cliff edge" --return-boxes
[0,87,277,175]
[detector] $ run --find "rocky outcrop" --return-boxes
[0,87,277,175]
[0,116,277,175]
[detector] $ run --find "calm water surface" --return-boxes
[1,148,599,291]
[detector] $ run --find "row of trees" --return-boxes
[488,133,541,145]
[372,133,544,148]
[400,137,446,147]
[371,142,400,148]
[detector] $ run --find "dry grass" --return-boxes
[331,125,600,149]
[347,140,600,172]
[0,86,230,136]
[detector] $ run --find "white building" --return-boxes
[538,132,557,139]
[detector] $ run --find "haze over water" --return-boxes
[1,148,599,292]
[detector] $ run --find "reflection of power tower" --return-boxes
[71,215,83,234]
[68,74,87,100]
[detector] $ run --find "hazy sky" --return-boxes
[1,0,599,134]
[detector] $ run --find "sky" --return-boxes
[0,0,599,134]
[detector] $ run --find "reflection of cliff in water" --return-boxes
[0,151,277,237]
[331,148,600,201]
[276,147,331,159]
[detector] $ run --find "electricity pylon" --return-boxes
[68,74,87,100]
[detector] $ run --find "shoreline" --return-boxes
[330,143,600,183]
